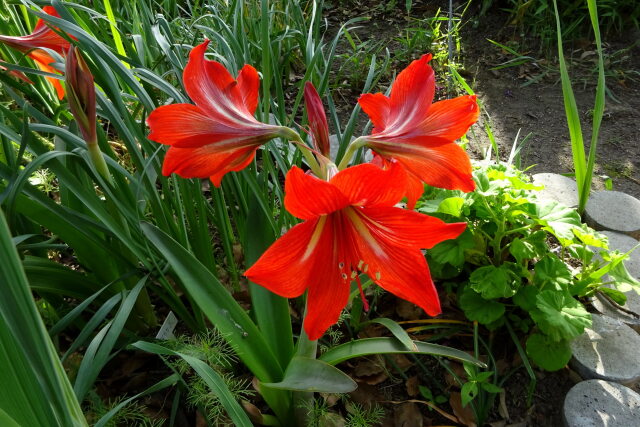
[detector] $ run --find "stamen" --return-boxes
[357,260,364,269]
[350,271,357,279]
[363,264,369,273]
[355,274,370,312]
[375,271,381,281]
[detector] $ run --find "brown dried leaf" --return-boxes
[241,401,263,425]
[394,402,423,427]
[450,392,477,427]
[353,359,388,385]
[406,376,420,397]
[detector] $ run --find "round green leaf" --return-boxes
[459,287,505,325]
[526,333,572,371]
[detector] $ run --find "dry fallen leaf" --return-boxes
[406,376,420,397]
[450,392,477,427]
[394,402,423,427]
[353,358,388,385]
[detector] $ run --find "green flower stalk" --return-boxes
[65,46,112,184]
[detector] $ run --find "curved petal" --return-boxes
[162,143,258,186]
[182,41,247,124]
[303,217,352,340]
[375,140,475,192]
[356,206,466,249]
[147,103,254,148]
[358,92,390,133]
[236,64,260,115]
[30,51,64,99]
[329,162,405,208]
[244,218,323,298]
[417,95,479,141]
[388,54,435,130]
[284,166,349,220]
[347,210,442,316]
[401,167,426,210]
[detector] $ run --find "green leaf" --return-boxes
[531,290,591,341]
[141,222,283,382]
[469,264,519,299]
[461,382,478,407]
[534,201,581,244]
[533,255,572,290]
[428,229,475,268]
[319,338,485,367]
[509,231,546,263]
[526,333,572,371]
[599,287,627,305]
[459,287,505,325]
[262,357,356,393]
[513,286,539,312]
[131,342,252,427]
[573,225,608,248]
[481,382,504,394]
[0,211,86,426]
[368,318,417,351]
[437,197,465,217]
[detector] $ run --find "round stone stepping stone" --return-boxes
[591,231,640,330]
[585,191,640,239]
[532,173,579,208]
[563,380,640,427]
[570,314,640,385]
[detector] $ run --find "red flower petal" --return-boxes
[330,162,405,208]
[417,95,479,141]
[356,207,466,249]
[30,50,64,99]
[183,41,244,122]
[358,93,390,132]
[347,207,443,316]
[236,64,260,115]
[376,141,475,192]
[284,166,349,220]
[388,54,435,130]
[162,144,258,186]
[245,218,325,298]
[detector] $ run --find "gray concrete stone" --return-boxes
[585,191,640,239]
[532,173,579,208]
[563,380,640,427]
[591,231,640,330]
[570,314,640,385]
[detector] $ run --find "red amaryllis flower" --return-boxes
[147,40,296,186]
[0,6,71,99]
[358,54,479,205]
[245,162,466,340]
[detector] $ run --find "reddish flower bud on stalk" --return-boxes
[66,46,96,144]
[0,6,72,99]
[65,46,111,183]
[303,82,330,157]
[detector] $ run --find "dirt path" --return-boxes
[463,9,640,199]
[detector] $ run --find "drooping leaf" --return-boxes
[531,290,591,341]
[534,201,581,244]
[262,357,356,393]
[533,254,572,290]
[526,333,572,371]
[458,287,505,325]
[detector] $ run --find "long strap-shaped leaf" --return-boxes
[141,222,283,381]
[319,337,486,367]
[0,211,87,426]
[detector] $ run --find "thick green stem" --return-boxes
[87,140,113,185]
[293,301,318,425]
[337,136,367,170]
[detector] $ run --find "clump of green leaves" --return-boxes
[419,162,639,371]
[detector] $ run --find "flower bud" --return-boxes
[65,46,96,144]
